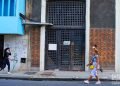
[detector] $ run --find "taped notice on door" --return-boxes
[48,44,57,50]
[63,41,70,45]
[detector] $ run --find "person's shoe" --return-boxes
[100,68,103,72]
[7,72,12,74]
[0,67,2,71]
[96,81,101,84]
[84,80,89,84]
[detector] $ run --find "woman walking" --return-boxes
[84,45,101,84]
[3,48,11,74]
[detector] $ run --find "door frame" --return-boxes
[42,0,90,71]
[85,0,90,71]
[0,35,4,65]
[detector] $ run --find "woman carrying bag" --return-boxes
[84,45,101,84]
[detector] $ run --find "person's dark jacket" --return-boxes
[0,48,11,70]
[3,48,11,60]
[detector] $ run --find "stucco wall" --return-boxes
[4,35,28,71]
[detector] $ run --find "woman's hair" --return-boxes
[94,44,97,48]
[94,49,99,55]
[93,44,99,55]
[4,48,10,52]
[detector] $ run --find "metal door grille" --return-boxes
[47,0,86,27]
[59,30,85,70]
[45,30,58,69]
[46,0,86,70]
[60,30,71,70]
[72,30,85,70]
[46,29,85,71]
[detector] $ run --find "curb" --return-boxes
[0,76,119,81]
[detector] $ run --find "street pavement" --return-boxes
[1,70,120,81]
[0,79,120,86]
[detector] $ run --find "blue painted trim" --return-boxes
[16,0,26,35]
[8,0,10,16]
[9,0,16,16]
[0,0,2,16]
[0,0,26,35]
[0,17,18,34]
[2,0,4,16]
[14,0,16,16]
[4,0,8,16]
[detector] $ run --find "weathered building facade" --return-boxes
[26,0,116,71]
[90,0,115,70]
[1,0,120,72]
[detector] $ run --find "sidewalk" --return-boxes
[0,70,120,81]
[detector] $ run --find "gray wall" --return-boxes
[32,0,41,22]
[90,0,115,28]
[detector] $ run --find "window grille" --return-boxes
[47,0,86,27]
[0,0,16,16]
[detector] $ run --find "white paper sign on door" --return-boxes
[48,44,57,50]
[63,41,70,45]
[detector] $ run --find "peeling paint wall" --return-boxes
[90,0,115,70]
[4,35,28,71]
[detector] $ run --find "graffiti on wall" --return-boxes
[4,36,28,71]
[10,53,18,71]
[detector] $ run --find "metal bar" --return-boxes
[0,1,1,16]
[22,21,53,26]
[51,25,85,29]
[14,0,16,16]
[3,0,9,16]
[2,0,4,16]
[8,0,10,16]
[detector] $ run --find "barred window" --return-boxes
[0,0,16,16]
[47,0,86,27]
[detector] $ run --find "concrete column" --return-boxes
[40,0,46,71]
[85,0,90,71]
[115,0,120,73]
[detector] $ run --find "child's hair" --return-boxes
[94,44,97,48]
[94,49,99,55]
[93,44,99,55]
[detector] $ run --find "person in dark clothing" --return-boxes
[3,48,11,74]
